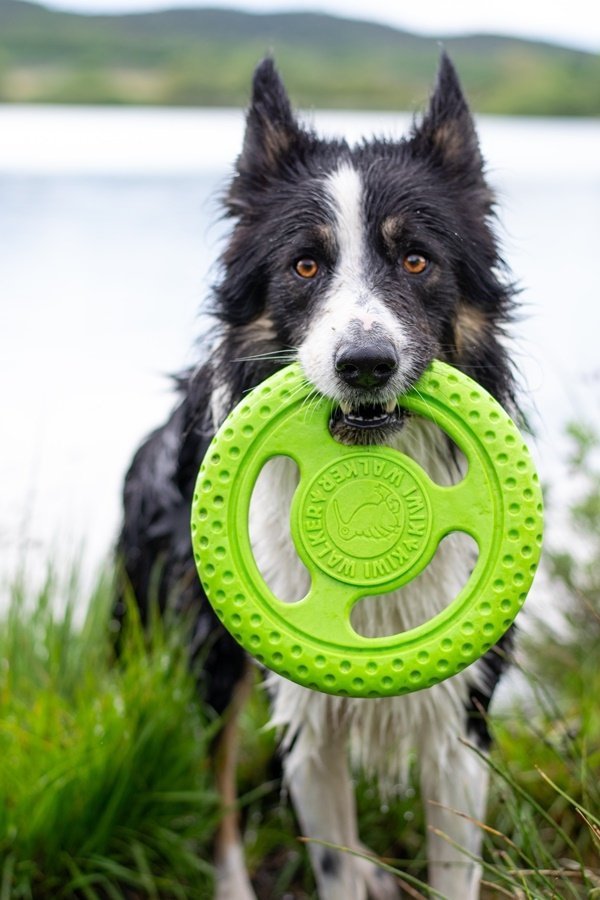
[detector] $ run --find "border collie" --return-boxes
[118,54,518,900]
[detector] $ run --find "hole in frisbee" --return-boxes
[350,533,478,638]
[249,455,310,603]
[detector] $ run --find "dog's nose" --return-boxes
[335,342,398,389]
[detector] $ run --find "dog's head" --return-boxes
[217,55,515,443]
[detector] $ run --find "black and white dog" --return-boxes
[118,54,518,900]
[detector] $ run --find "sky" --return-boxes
[41,0,600,53]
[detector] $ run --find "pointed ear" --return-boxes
[411,53,486,186]
[237,57,300,178]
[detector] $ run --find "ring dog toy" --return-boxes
[191,361,543,698]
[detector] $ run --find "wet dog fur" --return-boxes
[117,54,519,899]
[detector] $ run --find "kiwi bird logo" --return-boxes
[332,486,402,541]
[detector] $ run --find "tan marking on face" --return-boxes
[310,222,336,262]
[454,303,489,360]
[242,312,277,342]
[381,215,402,255]
[314,222,335,248]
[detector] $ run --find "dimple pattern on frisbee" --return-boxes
[191,361,543,698]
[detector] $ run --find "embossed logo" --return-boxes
[300,453,431,586]
[332,484,402,543]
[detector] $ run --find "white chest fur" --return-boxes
[248,418,483,788]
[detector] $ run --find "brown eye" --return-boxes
[402,253,428,275]
[294,258,319,279]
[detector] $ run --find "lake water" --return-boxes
[1,106,599,597]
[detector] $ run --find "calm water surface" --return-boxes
[1,106,599,594]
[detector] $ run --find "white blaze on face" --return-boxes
[328,163,365,289]
[298,162,411,399]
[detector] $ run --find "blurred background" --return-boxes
[0,0,599,588]
[0,2,599,897]
[0,0,600,588]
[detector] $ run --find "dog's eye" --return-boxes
[294,258,319,279]
[402,253,429,275]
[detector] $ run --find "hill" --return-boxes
[0,0,599,114]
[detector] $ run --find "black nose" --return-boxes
[335,342,398,389]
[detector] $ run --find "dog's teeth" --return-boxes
[339,400,352,414]
[385,399,397,413]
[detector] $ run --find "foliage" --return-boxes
[544,422,600,667]
[0,0,599,114]
[0,569,219,898]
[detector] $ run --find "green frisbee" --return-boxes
[191,361,543,698]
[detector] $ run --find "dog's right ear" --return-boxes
[228,59,301,211]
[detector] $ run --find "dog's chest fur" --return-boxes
[248,416,480,789]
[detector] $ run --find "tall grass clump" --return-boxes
[0,569,219,898]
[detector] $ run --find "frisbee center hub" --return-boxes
[298,452,432,587]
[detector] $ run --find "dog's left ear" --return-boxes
[411,53,486,190]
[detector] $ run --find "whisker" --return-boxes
[240,375,311,401]
[290,375,313,396]
[411,386,442,429]
[281,377,315,408]
[300,387,324,423]
[233,348,299,363]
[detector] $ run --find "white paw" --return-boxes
[214,845,257,900]
[214,870,256,900]
[355,852,401,900]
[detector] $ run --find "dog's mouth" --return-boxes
[329,398,407,445]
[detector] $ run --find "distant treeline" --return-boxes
[1,0,599,114]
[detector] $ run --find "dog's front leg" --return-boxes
[213,667,257,900]
[286,728,365,900]
[420,736,489,900]
[285,727,399,900]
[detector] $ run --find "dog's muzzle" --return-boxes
[329,338,407,441]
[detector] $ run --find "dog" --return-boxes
[117,53,518,900]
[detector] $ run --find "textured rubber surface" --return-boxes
[191,361,543,698]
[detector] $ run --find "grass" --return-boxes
[0,568,219,898]
[0,565,598,898]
